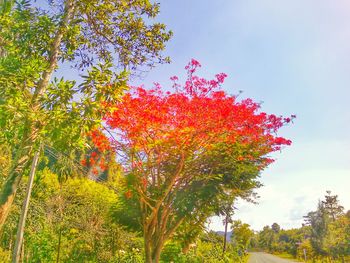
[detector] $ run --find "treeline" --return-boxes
[252,191,350,262]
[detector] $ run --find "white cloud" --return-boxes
[227,168,350,231]
[208,138,350,232]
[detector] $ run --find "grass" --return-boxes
[273,252,350,263]
[274,252,297,260]
[244,254,251,263]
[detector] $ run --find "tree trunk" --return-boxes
[144,228,166,263]
[223,214,228,255]
[0,126,38,229]
[144,241,164,263]
[56,228,62,263]
[152,242,163,263]
[144,239,153,263]
[0,0,75,230]
[20,237,24,263]
[111,228,115,258]
[141,175,186,263]
[182,243,190,254]
[12,147,40,263]
[56,193,63,262]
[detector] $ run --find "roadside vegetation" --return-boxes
[252,191,350,263]
[0,168,252,262]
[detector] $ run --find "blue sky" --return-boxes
[131,0,350,231]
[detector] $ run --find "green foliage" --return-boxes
[0,164,257,262]
[257,225,275,252]
[117,247,144,263]
[0,4,52,144]
[194,240,247,263]
[0,169,144,262]
[296,239,314,260]
[159,237,249,263]
[0,142,11,181]
[253,191,350,262]
[0,247,10,262]
[160,243,187,262]
[323,215,350,259]
[231,220,254,250]
[305,201,329,256]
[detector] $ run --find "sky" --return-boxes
[129,0,350,231]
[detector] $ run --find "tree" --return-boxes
[271,223,281,234]
[304,191,346,258]
[258,226,275,252]
[324,214,350,261]
[221,204,235,254]
[231,220,254,250]
[102,60,294,262]
[0,0,172,229]
[304,201,329,256]
[322,190,344,221]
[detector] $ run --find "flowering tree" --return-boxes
[102,60,294,263]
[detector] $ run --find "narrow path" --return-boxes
[248,252,302,263]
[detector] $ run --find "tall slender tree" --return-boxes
[322,191,344,221]
[304,201,329,256]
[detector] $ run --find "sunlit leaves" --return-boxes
[0,0,171,154]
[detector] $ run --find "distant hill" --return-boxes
[215,231,232,242]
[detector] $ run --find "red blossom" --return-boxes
[95,60,293,184]
[125,190,132,199]
[191,59,201,67]
[104,61,293,162]
[81,159,87,166]
[170,76,178,81]
[88,130,111,152]
[215,73,228,83]
[141,178,147,187]
[237,156,245,161]
[274,137,292,145]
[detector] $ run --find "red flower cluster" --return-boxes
[89,130,111,152]
[81,130,111,172]
[124,190,132,199]
[102,60,294,169]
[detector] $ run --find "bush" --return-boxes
[0,247,10,263]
